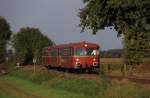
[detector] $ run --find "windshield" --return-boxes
[75,48,99,56]
[75,48,86,56]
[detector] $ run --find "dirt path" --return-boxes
[0,80,45,98]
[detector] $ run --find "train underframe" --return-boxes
[45,64,100,73]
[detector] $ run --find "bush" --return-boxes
[42,77,111,97]
[8,70,53,84]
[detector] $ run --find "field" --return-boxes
[100,58,150,78]
[100,58,124,66]
[100,58,124,75]
[0,67,150,98]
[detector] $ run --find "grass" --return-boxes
[100,58,124,66]
[100,58,150,78]
[8,70,104,97]
[103,83,150,98]
[0,76,88,98]
[8,69,53,84]
[0,90,15,98]
[0,69,149,98]
[100,58,124,74]
[42,77,111,97]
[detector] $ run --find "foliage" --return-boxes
[100,49,123,58]
[0,16,11,63]
[12,27,54,64]
[9,69,53,84]
[79,0,150,34]
[44,78,110,97]
[0,90,15,98]
[79,0,150,64]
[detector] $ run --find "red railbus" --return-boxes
[42,41,100,72]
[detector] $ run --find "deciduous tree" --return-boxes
[79,0,150,64]
[12,27,54,64]
[0,16,11,63]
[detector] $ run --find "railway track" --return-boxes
[48,68,150,84]
[23,65,150,84]
[107,75,150,84]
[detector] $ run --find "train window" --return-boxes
[75,48,86,56]
[42,50,49,56]
[90,48,99,56]
[75,48,99,56]
[60,48,71,56]
[50,49,58,56]
[86,48,94,55]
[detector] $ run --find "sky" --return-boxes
[0,0,122,50]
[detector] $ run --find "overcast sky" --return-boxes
[0,0,122,50]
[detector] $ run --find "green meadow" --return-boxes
[0,69,149,98]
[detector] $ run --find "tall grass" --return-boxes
[0,90,15,98]
[1,76,87,98]
[42,77,111,97]
[100,58,124,66]
[103,83,150,98]
[9,69,53,84]
[7,69,150,98]
[100,58,131,76]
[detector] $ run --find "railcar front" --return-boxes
[72,42,100,72]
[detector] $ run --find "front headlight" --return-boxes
[76,58,79,61]
[93,58,96,61]
[93,62,98,66]
[75,62,80,65]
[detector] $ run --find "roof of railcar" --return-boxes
[45,41,100,49]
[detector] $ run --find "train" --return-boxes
[42,41,100,72]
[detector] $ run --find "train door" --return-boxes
[50,48,59,67]
[42,49,49,66]
[59,47,72,68]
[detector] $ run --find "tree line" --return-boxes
[0,16,54,66]
[100,49,150,58]
[100,49,123,58]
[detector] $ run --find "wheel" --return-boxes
[88,69,92,74]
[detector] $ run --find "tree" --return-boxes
[12,27,54,65]
[100,49,123,58]
[79,0,150,65]
[0,16,11,63]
